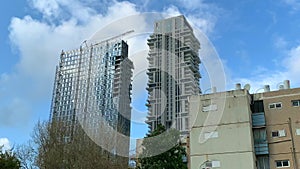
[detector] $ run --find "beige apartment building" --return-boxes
[189,81,300,169]
[256,85,300,169]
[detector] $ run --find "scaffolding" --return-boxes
[50,31,134,156]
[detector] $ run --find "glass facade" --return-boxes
[50,40,133,156]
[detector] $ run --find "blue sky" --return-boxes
[1,0,300,152]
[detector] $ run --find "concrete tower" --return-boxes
[146,15,201,134]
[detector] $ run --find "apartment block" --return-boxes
[253,82,300,169]
[189,81,300,169]
[189,89,257,169]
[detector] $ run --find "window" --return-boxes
[184,118,189,130]
[292,100,300,107]
[204,161,221,168]
[276,103,282,108]
[272,130,286,137]
[296,128,300,136]
[203,104,218,112]
[276,160,290,168]
[204,131,219,139]
[269,102,282,109]
[272,131,279,137]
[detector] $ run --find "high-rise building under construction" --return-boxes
[146,15,201,134]
[50,40,133,157]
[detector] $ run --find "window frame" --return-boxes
[271,130,286,138]
[269,102,282,109]
[271,131,279,137]
[291,100,300,107]
[275,160,290,168]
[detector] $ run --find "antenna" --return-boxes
[93,30,135,46]
[244,84,251,91]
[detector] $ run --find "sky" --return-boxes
[1,0,300,153]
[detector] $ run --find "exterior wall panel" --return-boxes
[189,89,257,169]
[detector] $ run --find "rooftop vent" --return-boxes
[264,85,270,92]
[212,86,217,93]
[244,84,251,91]
[284,80,290,89]
[235,83,241,90]
[279,85,284,90]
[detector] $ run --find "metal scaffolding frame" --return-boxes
[50,33,133,156]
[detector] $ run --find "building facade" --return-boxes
[146,15,201,134]
[254,83,300,169]
[50,40,133,157]
[189,81,300,169]
[189,89,257,169]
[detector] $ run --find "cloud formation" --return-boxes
[2,1,143,127]
[1,0,220,130]
[232,44,300,92]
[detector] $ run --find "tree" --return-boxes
[15,142,37,169]
[16,120,126,169]
[138,125,187,169]
[0,146,21,169]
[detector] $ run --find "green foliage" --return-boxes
[0,147,21,169]
[138,125,187,169]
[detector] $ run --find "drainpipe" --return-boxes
[288,118,298,169]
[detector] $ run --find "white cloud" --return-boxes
[2,0,221,132]
[2,1,142,127]
[176,0,210,11]
[0,138,11,151]
[285,45,300,81]
[162,5,182,18]
[176,0,220,35]
[187,15,215,35]
[232,44,300,92]
[28,0,101,23]
[29,0,60,18]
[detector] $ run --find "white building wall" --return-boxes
[189,89,257,169]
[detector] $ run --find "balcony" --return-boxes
[252,112,266,128]
[254,142,269,155]
[253,127,269,155]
